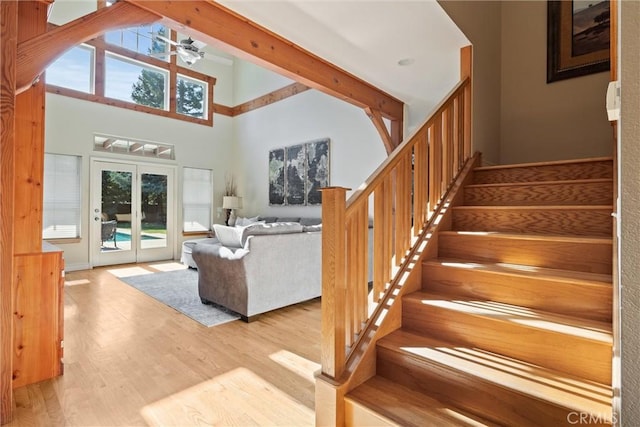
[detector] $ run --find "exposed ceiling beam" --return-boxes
[123,0,404,121]
[16,1,160,94]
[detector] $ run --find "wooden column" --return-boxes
[14,0,48,255]
[320,187,349,380]
[1,1,18,422]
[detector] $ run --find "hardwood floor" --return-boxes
[7,262,321,426]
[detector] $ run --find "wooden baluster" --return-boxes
[345,213,356,347]
[320,187,348,379]
[356,203,368,326]
[414,131,428,234]
[395,156,410,265]
[442,107,451,187]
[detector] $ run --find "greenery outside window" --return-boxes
[105,24,168,59]
[177,75,207,119]
[43,153,82,240]
[105,53,168,110]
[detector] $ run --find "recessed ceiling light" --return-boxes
[398,58,415,66]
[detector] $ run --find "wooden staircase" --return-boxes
[344,157,614,427]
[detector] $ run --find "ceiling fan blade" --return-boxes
[191,39,207,50]
[148,51,176,59]
[150,32,179,46]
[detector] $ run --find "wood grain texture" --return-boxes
[125,0,403,121]
[12,251,63,389]
[452,205,613,237]
[1,1,18,422]
[375,330,612,427]
[464,179,613,206]
[346,376,496,427]
[402,292,612,384]
[423,259,612,322]
[473,157,613,184]
[7,263,321,427]
[438,231,612,274]
[16,1,159,93]
[233,82,310,116]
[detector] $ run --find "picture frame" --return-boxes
[547,0,610,83]
[268,138,330,206]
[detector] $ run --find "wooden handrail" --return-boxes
[320,46,473,382]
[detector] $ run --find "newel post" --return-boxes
[320,187,349,380]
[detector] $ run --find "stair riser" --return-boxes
[422,263,612,322]
[402,301,611,384]
[438,234,612,274]
[452,207,612,236]
[473,160,613,184]
[464,181,613,206]
[376,347,610,427]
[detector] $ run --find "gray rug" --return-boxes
[119,268,240,327]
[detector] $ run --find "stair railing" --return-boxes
[320,47,472,381]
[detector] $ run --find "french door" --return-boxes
[91,160,175,267]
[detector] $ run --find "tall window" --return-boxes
[46,44,94,93]
[43,154,82,239]
[183,167,213,232]
[105,23,168,58]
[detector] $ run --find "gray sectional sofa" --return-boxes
[191,218,323,322]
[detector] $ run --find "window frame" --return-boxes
[45,18,216,127]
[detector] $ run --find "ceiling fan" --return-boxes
[151,34,206,66]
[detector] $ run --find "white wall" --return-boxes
[45,93,234,270]
[232,60,386,219]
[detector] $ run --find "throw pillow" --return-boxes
[235,215,261,227]
[213,224,244,248]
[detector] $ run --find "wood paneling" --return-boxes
[451,205,613,237]
[1,1,18,422]
[124,0,403,121]
[473,157,614,184]
[375,330,612,427]
[464,179,614,206]
[438,231,612,274]
[423,259,612,322]
[12,249,63,389]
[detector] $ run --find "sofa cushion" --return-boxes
[299,217,321,226]
[235,215,261,227]
[276,217,301,223]
[258,216,278,223]
[243,222,303,240]
[213,224,245,248]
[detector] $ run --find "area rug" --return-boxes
[119,268,240,327]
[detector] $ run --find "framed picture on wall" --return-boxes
[268,148,285,205]
[268,138,330,206]
[547,0,610,83]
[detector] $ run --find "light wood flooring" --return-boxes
[7,262,321,426]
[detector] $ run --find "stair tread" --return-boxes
[404,291,613,341]
[473,157,613,172]
[347,376,497,427]
[465,178,613,189]
[378,329,613,414]
[424,257,613,285]
[438,230,612,244]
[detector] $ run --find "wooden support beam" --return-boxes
[124,0,403,121]
[1,1,18,422]
[365,107,395,154]
[233,82,310,116]
[15,1,160,93]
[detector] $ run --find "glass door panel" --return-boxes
[140,173,168,250]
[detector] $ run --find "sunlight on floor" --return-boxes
[64,278,90,286]
[269,350,321,383]
[149,261,189,272]
[107,266,154,278]
[140,367,314,426]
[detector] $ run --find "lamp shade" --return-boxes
[222,196,242,209]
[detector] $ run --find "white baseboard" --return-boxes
[64,262,91,272]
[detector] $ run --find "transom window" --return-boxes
[94,134,175,160]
